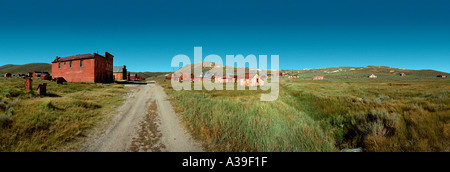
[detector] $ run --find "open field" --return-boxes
[157,67,449,152]
[281,79,449,151]
[0,77,129,151]
[158,80,335,152]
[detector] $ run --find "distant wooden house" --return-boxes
[400,73,406,76]
[278,72,289,77]
[312,75,324,80]
[237,73,264,87]
[215,75,236,83]
[172,72,194,82]
[33,72,50,78]
[113,65,128,81]
[16,73,26,78]
[129,74,142,81]
[4,73,12,78]
[437,75,447,78]
[288,75,299,79]
[368,74,377,78]
[40,74,52,80]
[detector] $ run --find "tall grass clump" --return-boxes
[171,91,335,152]
[0,113,12,129]
[39,100,56,110]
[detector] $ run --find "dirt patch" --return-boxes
[130,100,166,152]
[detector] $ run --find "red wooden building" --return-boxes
[52,52,114,83]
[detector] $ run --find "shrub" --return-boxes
[39,100,56,110]
[351,109,400,137]
[72,100,101,109]
[0,98,6,111]
[0,113,12,129]
[7,107,15,116]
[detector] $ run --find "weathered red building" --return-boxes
[52,52,114,83]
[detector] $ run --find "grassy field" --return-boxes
[157,66,449,152]
[281,79,449,151]
[158,80,335,152]
[0,77,129,152]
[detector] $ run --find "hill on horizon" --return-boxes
[1,63,448,80]
[0,63,52,75]
[172,61,449,80]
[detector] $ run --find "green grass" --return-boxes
[0,77,129,152]
[158,75,449,152]
[281,80,449,151]
[171,91,334,152]
[158,80,335,152]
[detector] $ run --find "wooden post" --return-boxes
[25,78,33,91]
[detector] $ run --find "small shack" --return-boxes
[237,73,264,86]
[113,65,128,81]
[129,74,142,81]
[400,73,406,76]
[171,72,194,82]
[312,75,324,80]
[437,75,447,78]
[40,74,52,80]
[4,73,12,78]
[37,83,47,96]
[33,72,50,77]
[215,75,236,83]
[368,74,377,78]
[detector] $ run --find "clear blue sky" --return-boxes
[0,0,449,72]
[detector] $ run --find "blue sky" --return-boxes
[0,0,449,72]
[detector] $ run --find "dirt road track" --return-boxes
[79,82,202,152]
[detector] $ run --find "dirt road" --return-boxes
[79,82,202,152]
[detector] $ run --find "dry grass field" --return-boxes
[0,78,129,151]
[158,66,449,152]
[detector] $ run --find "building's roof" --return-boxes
[52,54,95,63]
[113,66,125,73]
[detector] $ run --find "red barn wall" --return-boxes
[52,53,114,83]
[52,59,96,83]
